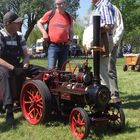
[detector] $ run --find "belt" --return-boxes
[50,41,67,46]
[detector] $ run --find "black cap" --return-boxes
[3,11,23,26]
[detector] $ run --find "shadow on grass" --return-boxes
[0,112,138,139]
[43,113,140,140]
[121,93,140,101]
[120,92,140,109]
[87,121,140,140]
[0,113,23,133]
[122,101,140,110]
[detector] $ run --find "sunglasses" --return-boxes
[55,2,65,6]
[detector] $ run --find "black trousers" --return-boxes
[0,64,45,108]
[0,67,12,107]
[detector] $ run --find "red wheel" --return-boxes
[69,107,90,139]
[106,103,125,131]
[20,80,51,124]
[61,60,79,74]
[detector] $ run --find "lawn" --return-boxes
[0,57,140,140]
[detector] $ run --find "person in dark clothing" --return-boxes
[123,44,132,54]
[0,11,30,126]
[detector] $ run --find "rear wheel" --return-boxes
[20,80,51,124]
[105,103,125,131]
[69,107,90,139]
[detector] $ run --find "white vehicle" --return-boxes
[30,38,46,58]
[36,38,44,53]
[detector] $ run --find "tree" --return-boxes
[111,0,140,51]
[27,26,42,47]
[0,0,80,40]
[73,19,85,46]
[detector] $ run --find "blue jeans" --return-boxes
[47,43,69,70]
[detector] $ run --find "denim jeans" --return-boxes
[47,43,69,70]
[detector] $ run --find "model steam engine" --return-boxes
[20,15,125,139]
[0,15,125,139]
[40,61,110,114]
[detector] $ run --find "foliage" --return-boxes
[1,0,140,51]
[0,0,80,40]
[73,19,85,46]
[88,0,140,51]
[111,0,140,51]
[27,26,42,47]
[0,0,9,28]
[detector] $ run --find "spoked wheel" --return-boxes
[69,107,90,139]
[105,103,125,131]
[61,60,79,74]
[20,80,51,125]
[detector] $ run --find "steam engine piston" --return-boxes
[86,84,110,110]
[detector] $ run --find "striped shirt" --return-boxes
[0,29,27,53]
[112,5,124,46]
[90,0,115,27]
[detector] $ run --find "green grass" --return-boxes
[0,58,140,140]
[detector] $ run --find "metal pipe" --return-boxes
[93,15,101,84]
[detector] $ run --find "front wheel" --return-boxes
[69,107,90,139]
[20,80,51,125]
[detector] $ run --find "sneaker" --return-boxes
[110,96,121,104]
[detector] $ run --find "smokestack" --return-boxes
[93,14,101,85]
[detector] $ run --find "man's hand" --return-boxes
[66,40,72,45]
[43,32,49,42]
